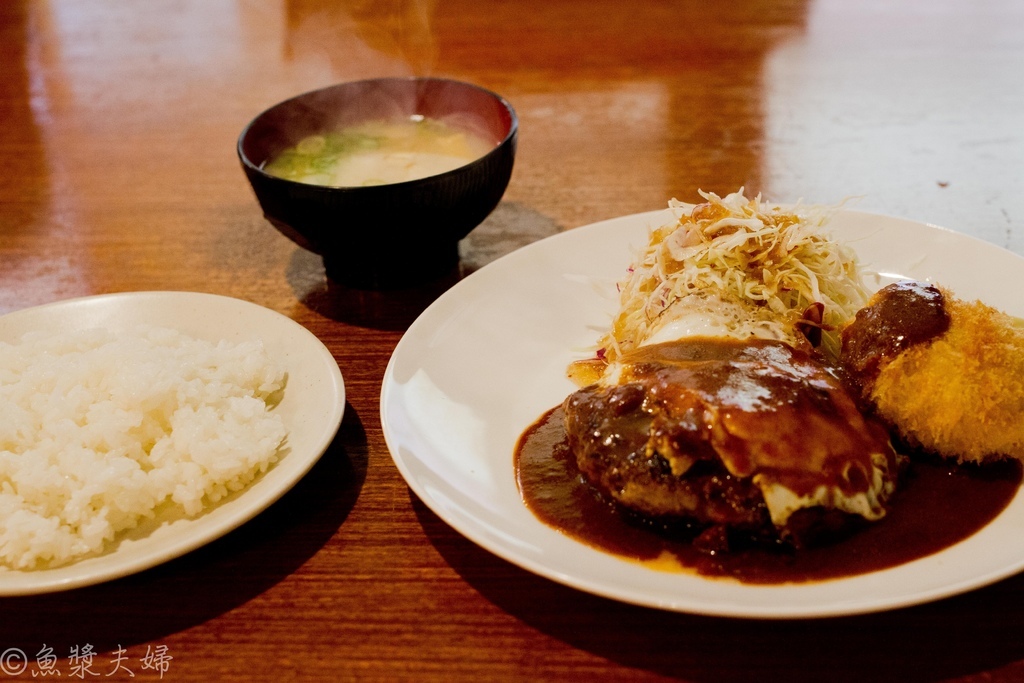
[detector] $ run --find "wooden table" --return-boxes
[2,1,1024,680]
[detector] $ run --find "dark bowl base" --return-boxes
[322,239,461,290]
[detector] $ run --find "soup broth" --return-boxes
[263,116,495,187]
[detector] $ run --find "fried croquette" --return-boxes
[841,281,1024,464]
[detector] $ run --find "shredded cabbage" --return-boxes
[599,189,870,362]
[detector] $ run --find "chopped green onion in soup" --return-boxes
[263,116,495,187]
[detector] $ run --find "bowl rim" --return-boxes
[236,76,518,192]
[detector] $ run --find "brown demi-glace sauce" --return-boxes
[516,406,1021,583]
[517,284,1023,584]
[841,280,951,390]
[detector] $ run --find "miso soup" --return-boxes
[263,116,495,187]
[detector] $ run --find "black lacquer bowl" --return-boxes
[238,77,517,289]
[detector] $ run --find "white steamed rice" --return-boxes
[0,325,287,570]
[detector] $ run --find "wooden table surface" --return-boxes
[2,1,1024,680]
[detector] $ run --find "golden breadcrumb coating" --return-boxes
[869,292,1024,464]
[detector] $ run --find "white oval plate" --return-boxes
[0,291,345,595]
[381,209,1024,619]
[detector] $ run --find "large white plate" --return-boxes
[0,291,345,595]
[381,208,1024,619]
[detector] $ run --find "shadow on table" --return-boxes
[0,404,369,654]
[413,495,1024,683]
[287,201,562,331]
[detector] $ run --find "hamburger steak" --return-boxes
[562,337,902,551]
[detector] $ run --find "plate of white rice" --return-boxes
[0,291,345,594]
